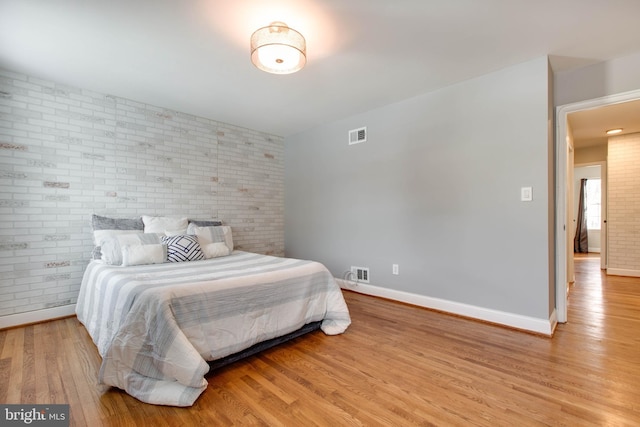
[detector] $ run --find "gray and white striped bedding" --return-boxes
[75,251,351,406]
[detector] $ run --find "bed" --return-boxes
[76,240,351,406]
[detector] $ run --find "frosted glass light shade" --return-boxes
[251,22,306,74]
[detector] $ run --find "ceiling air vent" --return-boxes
[348,127,367,145]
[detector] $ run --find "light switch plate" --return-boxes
[521,187,533,201]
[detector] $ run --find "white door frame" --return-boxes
[555,89,640,323]
[600,161,608,270]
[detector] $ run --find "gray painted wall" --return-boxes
[285,57,553,320]
[555,50,640,106]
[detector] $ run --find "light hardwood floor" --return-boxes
[1,256,639,426]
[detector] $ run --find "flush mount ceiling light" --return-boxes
[606,128,623,135]
[250,21,306,74]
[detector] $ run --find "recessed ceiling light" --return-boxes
[606,128,623,135]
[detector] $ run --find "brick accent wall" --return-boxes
[607,133,640,273]
[0,68,284,317]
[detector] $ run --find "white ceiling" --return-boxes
[569,100,640,148]
[1,0,640,137]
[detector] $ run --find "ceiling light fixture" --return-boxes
[606,128,623,135]
[250,22,306,74]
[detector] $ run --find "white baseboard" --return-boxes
[607,268,640,278]
[0,304,76,330]
[2,281,561,336]
[337,279,556,336]
[588,248,600,253]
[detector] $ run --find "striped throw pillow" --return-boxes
[161,235,205,263]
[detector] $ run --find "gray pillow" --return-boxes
[188,219,223,227]
[91,214,144,259]
[92,214,143,231]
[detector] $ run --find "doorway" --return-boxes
[555,89,640,324]
[573,162,607,270]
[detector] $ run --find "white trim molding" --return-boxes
[337,280,557,337]
[607,268,640,278]
[0,304,76,330]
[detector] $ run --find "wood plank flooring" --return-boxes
[1,256,639,425]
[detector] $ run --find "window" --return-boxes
[585,179,601,230]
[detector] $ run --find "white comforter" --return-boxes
[75,251,351,406]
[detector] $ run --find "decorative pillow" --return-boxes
[188,219,223,227]
[142,215,188,235]
[101,233,163,265]
[189,225,234,252]
[162,235,205,263]
[91,214,144,259]
[201,242,231,259]
[92,214,144,236]
[186,222,211,235]
[122,244,167,267]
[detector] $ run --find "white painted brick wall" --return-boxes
[0,68,284,317]
[607,133,640,271]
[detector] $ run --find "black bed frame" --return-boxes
[208,321,322,371]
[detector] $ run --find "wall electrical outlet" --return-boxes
[392,264,399,275]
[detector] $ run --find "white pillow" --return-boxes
[122,244,167,266]
[142,216,188,235]
[189,225,234,252]
[201,242,231,259]
[93,229,140,248]
[101,233,163,265]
